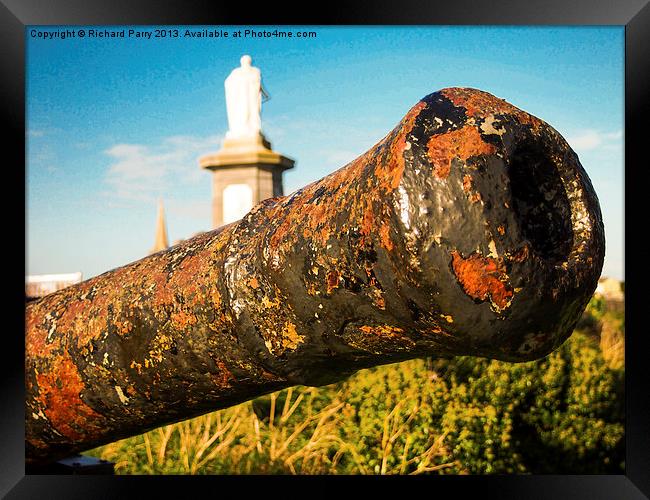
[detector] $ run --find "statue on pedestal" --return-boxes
[224,55,269,140]
[200,54,294,229]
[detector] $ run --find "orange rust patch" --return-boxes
[214,360,235,388]
[170,310,197,329]
[401,101,428,139]
[360,206,375,237]
[149,267,174,304]
[58,298,89,330]
[266,102,425,261]
[34,353,104,441]
[53,294,110,350]
[261,294,281,309]
[307,201,329,230]
[248,277,259,289]
[462,174,473,193]
[306,281,319,296]
[25,309,59,359]
[379,223,394,251]
[462,174,482,203]
[359,324,404,336]
[497,225,506,236]
[355,324,416,350]
[148,333,174,363]
[268,154,367,251]
[451,250,513,310]
[268,211,293,250]
[211,289,222,309]
[326,270,340,294]
[425,324,454,337]
[280,321,304,350]
[169,262,207,302]
[373,293,386,310]
[374,101,427,192]
[469,192,482,203]
[441,88,543,130]
[115,320,133,336]
[427,125,496,179]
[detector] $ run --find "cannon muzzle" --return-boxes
[26,87,604,465]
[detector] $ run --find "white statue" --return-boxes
[224,55,269,140]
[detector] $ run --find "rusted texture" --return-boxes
[26,87,604,465]
[427,125,497,179]
[450,251,514,312]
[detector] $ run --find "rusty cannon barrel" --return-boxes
[26,87,604,465]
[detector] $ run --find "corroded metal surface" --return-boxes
[25,87,605,465]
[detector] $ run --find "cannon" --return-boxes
[25,87,605,466]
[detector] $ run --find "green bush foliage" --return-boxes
[88,296,624,474]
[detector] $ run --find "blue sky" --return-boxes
[26,26,624,280]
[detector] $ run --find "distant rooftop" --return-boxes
[595,277,624,302]
[26,272,83,299]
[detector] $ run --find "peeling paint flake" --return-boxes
[451,250,513,312]
[115,385,130,405]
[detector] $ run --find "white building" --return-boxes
[26,272,83,300]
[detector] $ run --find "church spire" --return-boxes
[149,199,169,255]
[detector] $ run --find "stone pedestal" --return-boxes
[199,133,294,228]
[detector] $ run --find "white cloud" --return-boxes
[566,129,623,152]
[103,134,221,202]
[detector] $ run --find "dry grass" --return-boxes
[378,400,456,475]
[89,385,454,475]
[600,313,625,370]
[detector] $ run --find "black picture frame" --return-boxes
[3,1,647,498]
